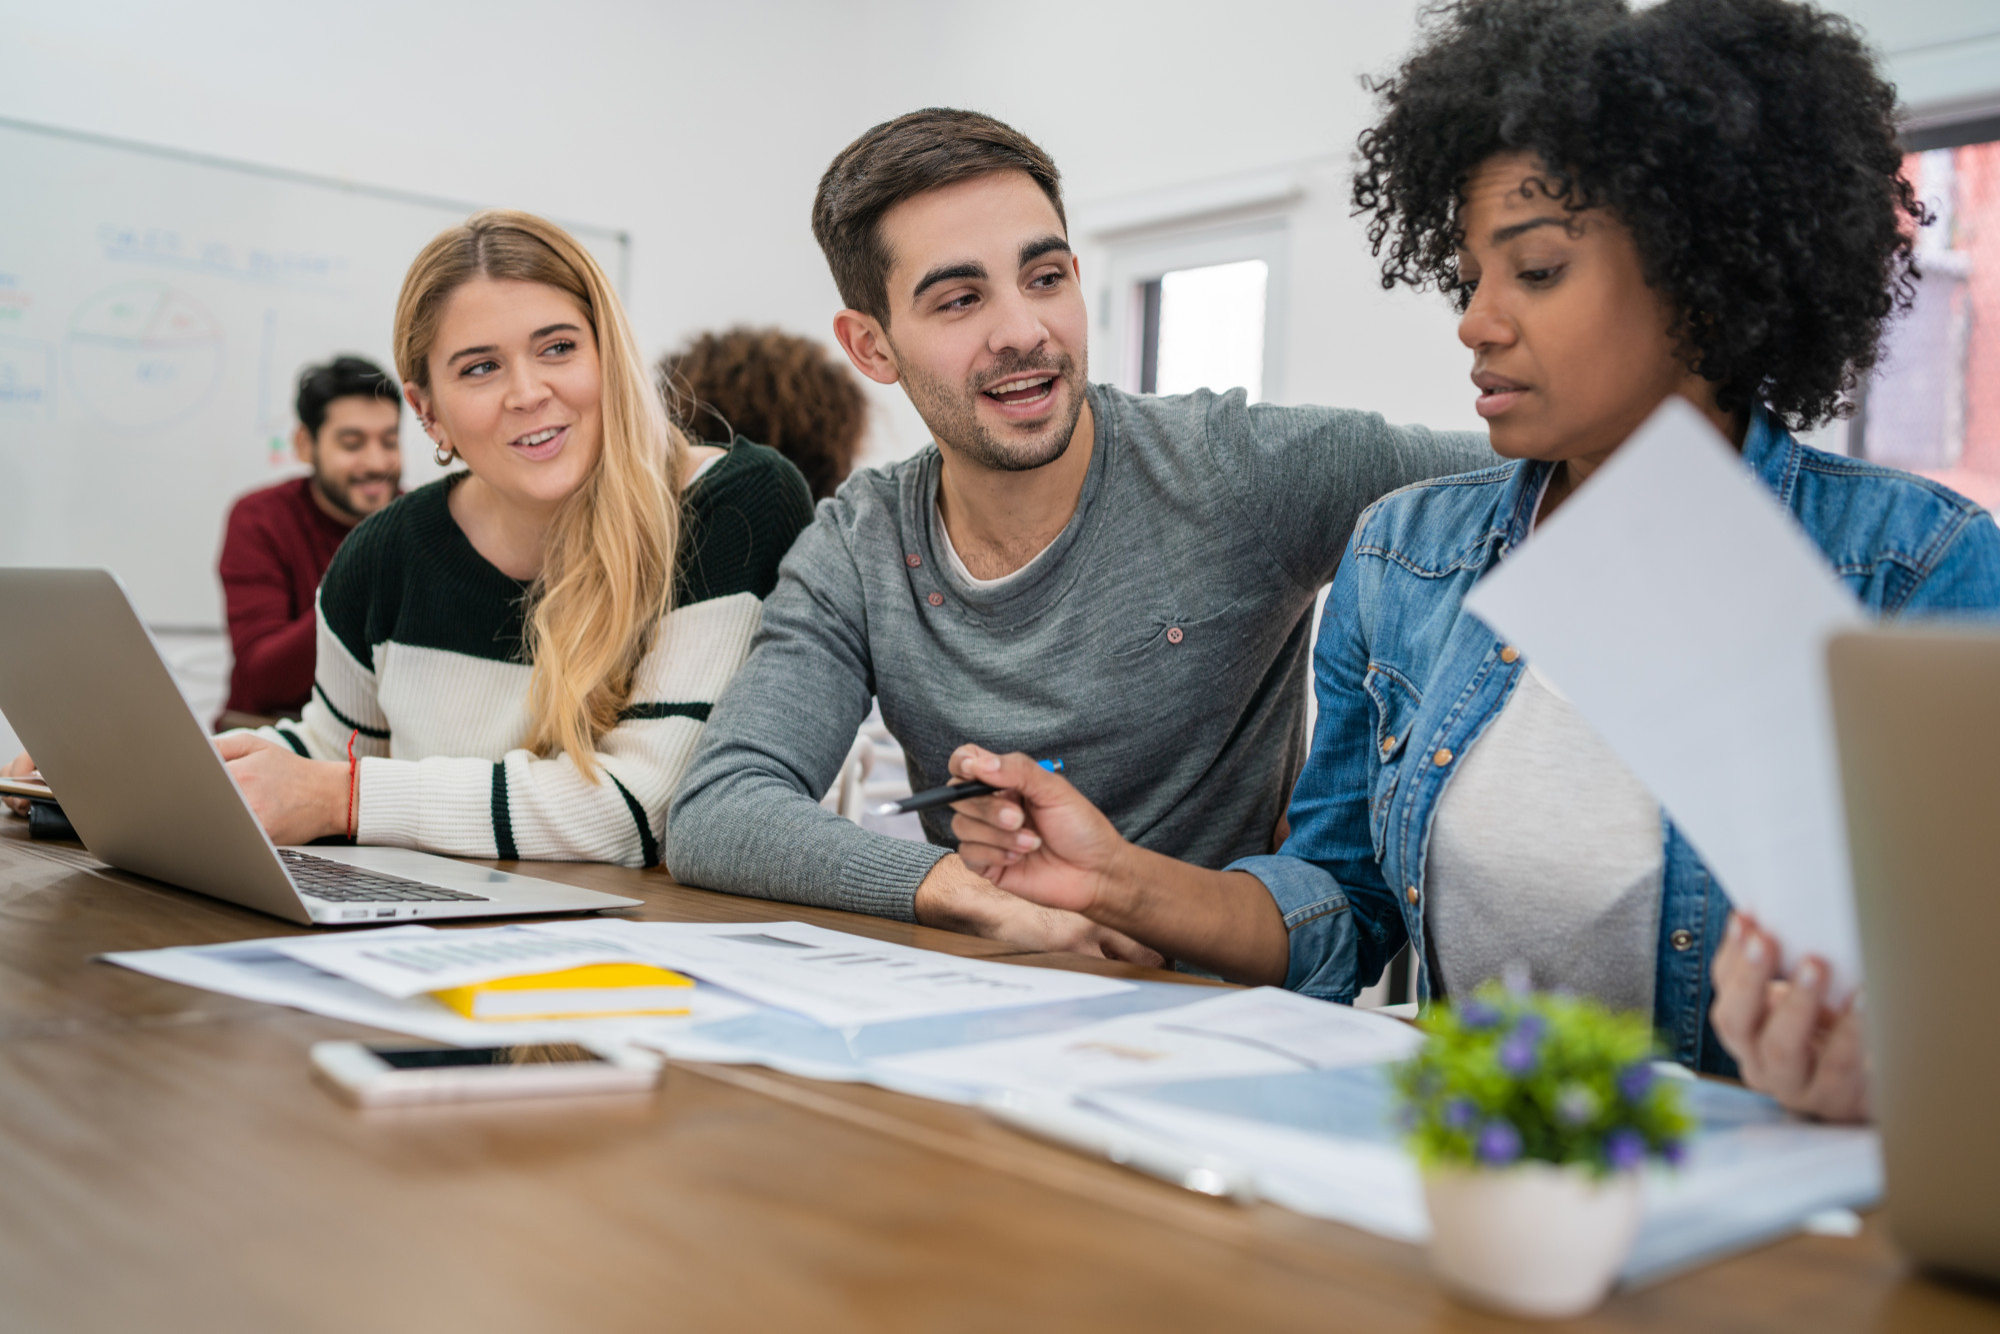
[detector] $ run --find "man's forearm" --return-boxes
[1092,848,1290,985]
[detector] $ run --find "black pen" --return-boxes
[872,758,1066,817]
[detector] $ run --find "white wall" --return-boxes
[7,0,1993,460]
[0,0,1993,766]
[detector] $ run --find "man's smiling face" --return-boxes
[874,170,1089,471]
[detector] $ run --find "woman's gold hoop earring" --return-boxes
[434,442,456,468]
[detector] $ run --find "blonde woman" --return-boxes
[210,210,813,865]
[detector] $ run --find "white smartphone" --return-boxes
[309,1039,662,1108]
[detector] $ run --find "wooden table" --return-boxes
[0,824,1992,1333]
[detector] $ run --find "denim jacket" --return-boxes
[1233,409,2000,1073]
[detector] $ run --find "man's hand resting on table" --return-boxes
[942,745,1129,916]
[1709,912,1870,1124]
[912,852,1162,966]
[941,744,1291,986]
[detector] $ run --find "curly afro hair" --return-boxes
[658,327,867,501]
[1352,0,1928,431]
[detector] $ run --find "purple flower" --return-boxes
[1605,1128,1648,1172]
[1497,1027,1541,1076]
[1616,1062,1655,1103]
[1476,1120,1523,1167]
[1661,1138,1689,1168]
[1443,1098,1479,1131]
[1460,999,1502,1031]
[1514,1012,1547,1042]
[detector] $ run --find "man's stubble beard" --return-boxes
[312,463,398,522]
[897,344,1087,474]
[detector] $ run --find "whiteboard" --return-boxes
[0,116,628,628]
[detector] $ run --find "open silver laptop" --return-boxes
[1828,624,2000,1287]
[0,569,641,926]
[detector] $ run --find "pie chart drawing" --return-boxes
[66,281,224,428]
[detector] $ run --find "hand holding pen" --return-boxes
[931,745,1127,917]
[873,757,1066,817]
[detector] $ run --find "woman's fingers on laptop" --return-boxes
[219,740,349,845]
[213,732,277,760]
[2,751,35,816]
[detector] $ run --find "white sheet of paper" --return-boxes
[1462,399,1865,990]
[102,929,754,1045]
[533,920,1135,1027]
[269,925,644,998]
[872,987,1422,1095]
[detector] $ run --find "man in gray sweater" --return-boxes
[667,109,1489,958]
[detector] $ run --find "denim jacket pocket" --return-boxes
[1363,661,1422,858]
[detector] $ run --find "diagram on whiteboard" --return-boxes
[65,280,224,428]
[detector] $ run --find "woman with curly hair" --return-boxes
[935,0,2000,1121]
[658,327,867,502]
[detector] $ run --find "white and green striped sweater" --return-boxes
[264,441,812,867]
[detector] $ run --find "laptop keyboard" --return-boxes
[278,848,491,903]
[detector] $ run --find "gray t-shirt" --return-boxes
[667,383,1492,921]
[1426,665,1664,1013]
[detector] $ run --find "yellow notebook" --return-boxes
[431,962,695,1021]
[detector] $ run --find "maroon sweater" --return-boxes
[218,477,357,717]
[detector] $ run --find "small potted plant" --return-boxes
[1393,983,1694,1319]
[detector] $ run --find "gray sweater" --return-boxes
[667,384,1491,920]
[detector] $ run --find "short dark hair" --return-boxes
[812,108,1066,325]
[296,355,399,437]
[658,327,868,501]
[1351,0,1926,431]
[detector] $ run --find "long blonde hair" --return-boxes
[393,209,686,781]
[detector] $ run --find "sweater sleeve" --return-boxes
[218,499,318,714]
[351,590,764,867]
[666,514,951,919]
[1206,392,1494,592]
[262,590,391,763]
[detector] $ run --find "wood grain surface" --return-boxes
[0,820,1993,1333]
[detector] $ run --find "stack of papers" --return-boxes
[101,918,1879,1286]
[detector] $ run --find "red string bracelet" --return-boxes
[345,728,360,842]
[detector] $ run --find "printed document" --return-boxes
[1463,399,1866,990]
[536,920,1135,1027]
[872,987,1422,1095]
[270,926,643,998]
[103,928,753,1046]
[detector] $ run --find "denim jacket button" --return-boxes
[1499,646,1520,664]
[1670,928,1694,951]
[1406,885,1420,906]
[1432,748,1453,767]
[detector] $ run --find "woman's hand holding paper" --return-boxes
[1710,912,1870,1123]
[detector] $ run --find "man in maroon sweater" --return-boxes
[218,356,402,722]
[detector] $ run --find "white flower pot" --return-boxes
[1422,1161,1643,1319]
